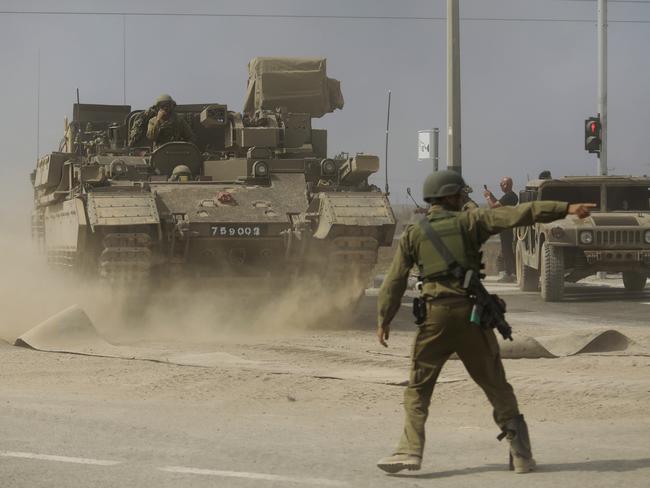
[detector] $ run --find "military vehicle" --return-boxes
[30,57,396,300]
[516,176,650,301]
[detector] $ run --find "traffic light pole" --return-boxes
[598,0,608,175]
[447,0,462,175]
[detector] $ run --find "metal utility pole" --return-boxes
[122,14,127,105]
[598,0,608,175]
[447,0,462,174]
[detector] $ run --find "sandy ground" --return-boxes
[1,303,650,487]
[1,219,650,487]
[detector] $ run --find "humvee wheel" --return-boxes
[540,242,564,302]
[622,271,647,291]
[516,241,539,291]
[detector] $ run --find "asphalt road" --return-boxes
[1,277,649,488]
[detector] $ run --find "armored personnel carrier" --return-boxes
[516,175,650,301]
[30,57,396,297]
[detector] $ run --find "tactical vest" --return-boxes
[415,211,481,279]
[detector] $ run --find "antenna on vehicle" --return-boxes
[406,187,422,209]
[384,90,391,196]
[75,88,80,121]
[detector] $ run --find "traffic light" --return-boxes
[585,116,601,154]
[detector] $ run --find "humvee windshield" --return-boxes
[606,186,650,211]
[540,185,601,210]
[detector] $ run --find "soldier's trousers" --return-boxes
[395,297,520,457]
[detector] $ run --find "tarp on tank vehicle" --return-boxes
[243,57,344,118]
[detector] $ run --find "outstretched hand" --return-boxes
[377,325,390,348]
[568,203,597,219]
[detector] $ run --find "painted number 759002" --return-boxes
[210,225,262,237]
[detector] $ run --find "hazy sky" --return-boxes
[1,0,649,218]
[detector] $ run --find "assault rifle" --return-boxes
[464,269,513,341]
[415,218,513,341]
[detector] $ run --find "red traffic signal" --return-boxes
[585,117,601,154]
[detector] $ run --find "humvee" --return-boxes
[516,176,650,301]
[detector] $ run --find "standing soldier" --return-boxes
[147,94,195,148]
[376,170,594,474]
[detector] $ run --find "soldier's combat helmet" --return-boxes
[170,164,192,182]
[155,93,176,107]
[422,170,467,202]
[172,164,192,176]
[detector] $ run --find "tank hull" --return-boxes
[30,57,397,309]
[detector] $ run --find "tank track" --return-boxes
[98,233,153,283]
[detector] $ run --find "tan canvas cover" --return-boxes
[243,57,344,118]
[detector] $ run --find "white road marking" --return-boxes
[159,466,348,486]
[0,450,121,466]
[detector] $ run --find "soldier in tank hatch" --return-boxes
[147,94,195,148]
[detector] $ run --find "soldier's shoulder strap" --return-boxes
[417,217,458,268]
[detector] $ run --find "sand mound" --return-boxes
[15,305,256,367]
[16,305,124,355]
[498,329,641,359]
[14,305,448,386]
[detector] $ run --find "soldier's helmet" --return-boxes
[155,93,176,107]
[170,164,192,182]
[422,170,467,202]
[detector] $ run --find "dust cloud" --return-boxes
[0,210,120,342]
[118,273,365,344]
[0,208,367,345]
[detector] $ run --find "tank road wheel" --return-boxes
[622,271,647,291]
[540,241,564,302]
[516,241,539,292]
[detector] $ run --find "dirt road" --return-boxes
[1,278,650,487]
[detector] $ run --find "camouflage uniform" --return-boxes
[147,113,195,147]
[378,200,568,458]
[128,107,157,146]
